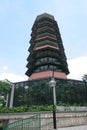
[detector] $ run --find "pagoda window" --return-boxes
[55,66,63,72]
[35,65,49,72]
[40,57,47,62]
[35,57,48,65]
[36,51,59,59]
[42,65,48,70]
[49,65,53,70]
[49,57,60,64]
[40,66,43,71]
[34,67,39,72]
[35,60,40,65]
[48,57,55,62]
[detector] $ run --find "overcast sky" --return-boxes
[0,0,87,82]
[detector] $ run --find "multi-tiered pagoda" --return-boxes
[26,13,69,80]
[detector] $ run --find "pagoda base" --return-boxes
[28,71,67,80]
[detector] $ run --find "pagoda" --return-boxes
[26,13,69,80]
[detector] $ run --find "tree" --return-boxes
[0,81,11,106]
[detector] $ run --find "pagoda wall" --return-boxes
[29,70,66,80]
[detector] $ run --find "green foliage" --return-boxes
[0,81,11,94]
[0,105,53,113]
[0,81,11,107]
[27,105,53,112]
[56,81,87,106]
[14,80,52,106]
[0,98,5,107]
[1,102,87,113]
[13,79,87,107]
[0,123,3,130]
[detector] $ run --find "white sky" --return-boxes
[0,0,87,82]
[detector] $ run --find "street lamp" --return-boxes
[25,85,29,107]
[49,77,57,130]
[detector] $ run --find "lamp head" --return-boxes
[49,77,56,87]
[25,86,28,89]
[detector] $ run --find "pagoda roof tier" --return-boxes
[34,44,59,51]
[28,44,35,52]
[26,58,35,66]
[27,48,69,74]
[25,69,33,77]
[27,55,60,66]
[36,13,54,21]
[34,48,60,59]
[35,36,57,42]
[29,36,58,46]
[26,57,61,69]
[32,19,60,33]
[32,28,55,37]
[35,60,61,67]
[26,51,36,61]
[34,40,59,49]
[35,32,57,39]
[36,20,54,29]
[32,15,55,30]
[31,28,56,38]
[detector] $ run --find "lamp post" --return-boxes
[49,77,57,130]
[5,79,14,108]
[25,86,29,107]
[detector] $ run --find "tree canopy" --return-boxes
[0,81,11,106]
[0,81,11,94]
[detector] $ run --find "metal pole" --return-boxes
[27,88,29,107]
[5,79,14,108]
[53,85,57,130]
[25,86,29,107]
[49,77,57,130]
[9,84,14,108]
[53,85,56,106]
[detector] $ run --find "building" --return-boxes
[26,13,69,80]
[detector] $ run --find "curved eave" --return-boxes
[25,70,32,77]
[34,45,59,51]
[27,51,36,60]
[35,36,57,43]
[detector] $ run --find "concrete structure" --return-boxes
[1,111,87,129]
[59,125,87,130]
